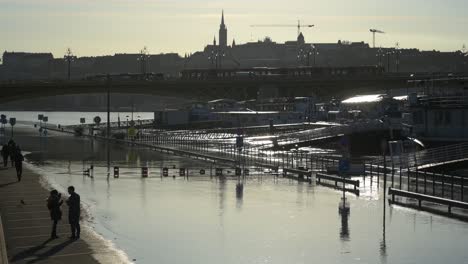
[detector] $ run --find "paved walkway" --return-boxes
[0,165,120,264]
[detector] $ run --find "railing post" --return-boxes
[442,172,445,198]
[415,170,419,193]
[399,164,402,190]
[391,163,394,188]
[461,176,465,202]
[424,171,427,194]
[451,174,455,200]
[408,167,411,191]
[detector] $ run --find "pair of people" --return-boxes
[1,141,24,181]
[46,186,81,239]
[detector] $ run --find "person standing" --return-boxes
[14,148,23,182]
[47,190,63,239]
[1,144,8,167]
[66,186,81,239]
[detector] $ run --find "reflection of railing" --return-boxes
[63,119,154,131]
[419,95,468,107]
[253,120,395,149]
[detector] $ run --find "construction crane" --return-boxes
[370,29,385,48]
[251,21,314,37]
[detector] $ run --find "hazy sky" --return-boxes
[1,0,467,57]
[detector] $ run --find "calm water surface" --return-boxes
[6,112,468,264]
[0,111,154,126]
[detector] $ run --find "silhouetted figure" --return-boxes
[47,190,63,239]
[1,144,8,167]
[7,140,16,167]
[66,186,80,239]
[14,149,24,182]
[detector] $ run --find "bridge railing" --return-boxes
[373,142,468,170]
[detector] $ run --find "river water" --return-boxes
[4,112,468,264]
[0,111,154,126]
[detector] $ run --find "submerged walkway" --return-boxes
[0,166,121,264]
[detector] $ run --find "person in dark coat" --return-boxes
[14,149,23,182]
[1,144,8,167]
[47,190,63,239]
[7,140,15,167]
[66,186,81,239]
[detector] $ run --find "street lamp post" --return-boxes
[64,48,74,81]
[138,47,149,76]
[395,43,402,73]
[311,44,318,66]
[386,51,392,72]
[9,118,16,139]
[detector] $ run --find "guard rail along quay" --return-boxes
[388,187,468,214]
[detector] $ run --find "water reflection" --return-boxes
[218,176,227,226]
[380,199,388,263]
[236,182,243,210]
[339,198,350,242]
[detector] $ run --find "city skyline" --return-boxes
[1,0,467,57]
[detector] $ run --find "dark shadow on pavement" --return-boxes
[0,181,17,188]
[10,238,54,262]
[10,238,76,264]
[25,239,76,264]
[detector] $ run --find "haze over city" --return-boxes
[1,0,468,56]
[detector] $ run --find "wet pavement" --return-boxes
[0,165,129,263]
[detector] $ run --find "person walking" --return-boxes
[14,149,24,182]
[1,144,8,167]
[47,190,63,239]
[7,140,15,167]
[66,186,81,239]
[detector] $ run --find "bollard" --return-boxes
[141,167,148,178]
[114,167,119,178]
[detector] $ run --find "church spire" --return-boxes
[218,10,227,49]
[213,35,217,46]
[221,10,225,26]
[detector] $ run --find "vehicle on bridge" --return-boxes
[181,66,384,80]
[84,72,165,81]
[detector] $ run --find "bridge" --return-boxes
[0,68,444,102]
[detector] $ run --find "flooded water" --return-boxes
[0,111,154,126]
[7,120,468,264]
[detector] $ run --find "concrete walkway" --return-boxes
[0,165,118,264]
